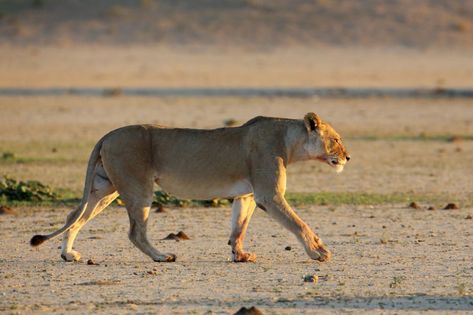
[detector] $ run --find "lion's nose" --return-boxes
[346,155,351,161]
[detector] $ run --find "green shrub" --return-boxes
[153,190,230,208]
[1,152,15,160]
[0,176,57,202]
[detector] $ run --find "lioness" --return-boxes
[31,113,349,263]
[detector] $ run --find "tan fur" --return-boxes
[30,112,349,263]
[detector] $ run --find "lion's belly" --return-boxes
[158,177,253,200]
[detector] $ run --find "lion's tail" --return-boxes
[30,139,104,247]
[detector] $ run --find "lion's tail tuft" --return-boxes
[30,234,48,247]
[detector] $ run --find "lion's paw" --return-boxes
[233,252,257,263]
[61,250,81,262]
[308,246,332,262]
[153,253,176,262]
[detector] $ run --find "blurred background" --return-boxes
[0,0,472,203]
[1,0,473,88]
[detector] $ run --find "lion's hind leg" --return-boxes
[119,181,176,262]
[61,167,118,261]
[229,194,257,262]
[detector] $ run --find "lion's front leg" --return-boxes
[251,157,331,262]
[256,193,332,262]
[229,195,257,262]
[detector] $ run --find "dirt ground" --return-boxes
[2,46,473,88]
[0,95,472,314]
[1,204,472,314]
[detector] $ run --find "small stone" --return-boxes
[427,206,435,211]
[408,202,421,209]
[162,233,178,240]
[154,204,165,213]
[443,203,459,210]
[86,259,97,265]
[162,231,190,241]
[284,246,291,251]
[127,303,138,311]
[0,205,17,216]
[176,231,190,240]
[448,135,464,143]
[303,274,319,283]
[465,215,472,220]
[234,306,264,315]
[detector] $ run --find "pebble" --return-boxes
[162,231,190,241]
[443,203,459,210]
[155,204,166,213]
[408,202,421,209]
[234,306,263,315]
[303,274,319,283]
[0,205,17,216]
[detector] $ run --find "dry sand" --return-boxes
[1,46,473,88]
[0,204,472,314]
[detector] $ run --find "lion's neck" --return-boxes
[284,124,312,164]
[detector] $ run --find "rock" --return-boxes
[176,231,190,240]
[465,215,472,220]
[303,274,318,283]
[448,135,464,143]
[162,233,178,240]
[427,206,435,211]
[155,204,166,213]
[408,202,421,209]
[87,259,98,265]
[234,306,264,315]
[284,246,292,251]
[162,231,190,241]
[0,205,17,216]
[443,203,459,210]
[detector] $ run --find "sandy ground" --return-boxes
[0,96,472,313]
[1,46,473,88]
[1,204,472,314]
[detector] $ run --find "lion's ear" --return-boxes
[304,112,322,133]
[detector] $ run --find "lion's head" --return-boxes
[303,112,350,173]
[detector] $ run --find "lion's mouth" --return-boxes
[327,158,345,173]
[328,159,339,166]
